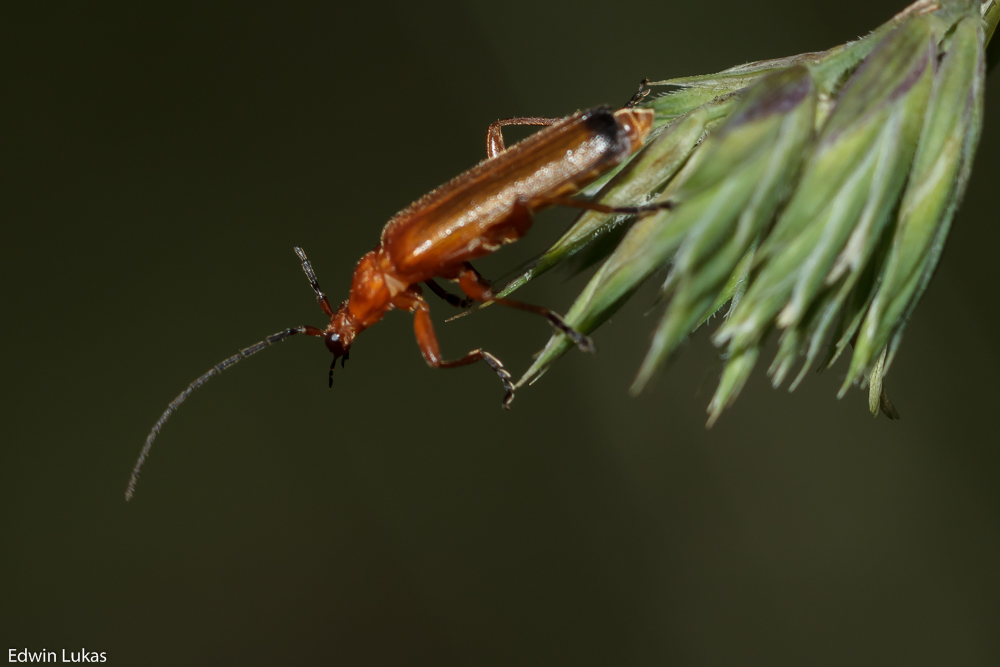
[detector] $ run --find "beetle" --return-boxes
[126,81,673,499]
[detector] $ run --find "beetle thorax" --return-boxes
[340,247,412,337]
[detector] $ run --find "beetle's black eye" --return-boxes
[325,332,347,358]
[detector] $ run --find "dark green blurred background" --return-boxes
[3,1,998,664]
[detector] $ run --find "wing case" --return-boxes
[381,107,629,279]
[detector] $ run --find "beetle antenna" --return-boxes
[125,324,324,501]
[294,246,335,318]
[624,78,651,109]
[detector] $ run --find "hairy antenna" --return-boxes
[125,325,322,501]
[294,246,335,317]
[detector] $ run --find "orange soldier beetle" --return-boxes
[126,81,672,499]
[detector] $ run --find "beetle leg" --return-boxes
[455,264,597,354]
[486,117,561,159]
[531,194,674,217]
[424,278,473,309]
[623,78,651,109]
[397,290,514,409]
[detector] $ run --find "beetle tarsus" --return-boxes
[480,351,515,409]
[545,313,597,354]
[624,78,651,109]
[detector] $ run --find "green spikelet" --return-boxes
[717,15,937,353]
[847,14,985,394]
[504,1,993,423]
[633,66,817,392]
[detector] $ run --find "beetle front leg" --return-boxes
[402,291,515,409]
[455,264,596,354]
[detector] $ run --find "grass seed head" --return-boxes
[507,1,992,421]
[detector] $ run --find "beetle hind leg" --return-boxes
[531,194,674,217]
[486,116,560,159]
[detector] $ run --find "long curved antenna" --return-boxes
[125,325,323,501]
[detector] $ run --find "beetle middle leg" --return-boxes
[455,264,597,354]
[424,278,473,309]
[397,290,515,408]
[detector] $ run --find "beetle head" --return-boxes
[324,304,357,384]
[324,331,350,360]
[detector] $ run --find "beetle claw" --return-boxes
[501,387,515,410]
[574,333,597,355]
[480,351,515,409]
